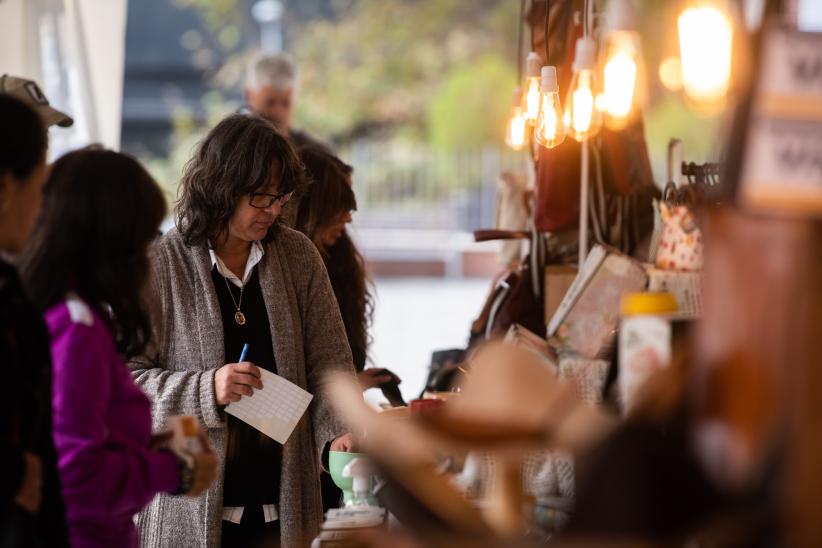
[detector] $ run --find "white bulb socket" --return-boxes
[605,0,638,31]
[526,51,542,78]
[540,66,559,93]
[572,37,598,71]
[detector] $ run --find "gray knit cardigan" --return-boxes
[128,226,355,548]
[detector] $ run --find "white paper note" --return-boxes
[225,369,313,444]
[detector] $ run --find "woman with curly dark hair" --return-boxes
[19,147,218,548]
[127,114,356,548]
[294,144,404,399]
[294,148,369,371]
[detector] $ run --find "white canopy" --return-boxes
[0,0,128,152]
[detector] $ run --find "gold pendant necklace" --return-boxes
[222,275,246,326]
[234,310,246,326]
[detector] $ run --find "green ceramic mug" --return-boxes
[328,450,368,504]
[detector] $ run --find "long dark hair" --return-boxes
[176,114,305,247]
[295,144,373,370]
[19,147,166,357]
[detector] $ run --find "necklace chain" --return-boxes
[222,274,246,325]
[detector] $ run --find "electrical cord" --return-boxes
[544,0,550,63]
[586,0,595,37]
[517,0,525,83]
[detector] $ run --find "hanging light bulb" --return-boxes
[564,37,603,141]
[534,66,566,149]
[521,52,542,123]
[600,0,645,130]
[678,2,733,109]
[505,87,528,150]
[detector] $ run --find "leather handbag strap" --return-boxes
[529,223,547,298]
[473,229,530,242]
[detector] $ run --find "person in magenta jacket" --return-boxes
[19,147,218,548]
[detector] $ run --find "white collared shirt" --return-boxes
[208,241,265,287]
[222,504,279,524]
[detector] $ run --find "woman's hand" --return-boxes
[357,368,394,391]
[214,362,263,405]
[14,452,42,513]
[330,433,357,453]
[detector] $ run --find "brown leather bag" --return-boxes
[468,229,547,346]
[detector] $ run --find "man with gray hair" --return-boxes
[244,52,317,147]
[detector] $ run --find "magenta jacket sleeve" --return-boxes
[49,305,179,519]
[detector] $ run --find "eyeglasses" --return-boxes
[248,190,294,209]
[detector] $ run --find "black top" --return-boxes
[286,128,319,149]
[211,266,282,507]
[0,260,69,548]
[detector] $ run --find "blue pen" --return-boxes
[238,343,249,363]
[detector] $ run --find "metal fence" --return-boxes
[338,140,530,232]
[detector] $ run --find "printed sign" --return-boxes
[740,25,822,215]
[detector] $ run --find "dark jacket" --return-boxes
[235,105,323,149]
[0,260,69,548]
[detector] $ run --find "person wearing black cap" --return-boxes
[0,81,72,548]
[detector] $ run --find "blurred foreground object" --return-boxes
[694,208,822,546]
[326,341,615,543]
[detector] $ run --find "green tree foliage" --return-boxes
[426,54,515,153]
[291,0,520,145]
